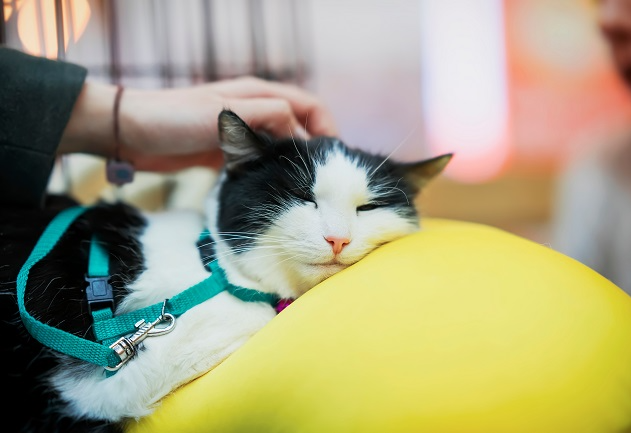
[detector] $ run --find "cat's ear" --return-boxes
[402,153,453,189]
[218,109,267,172]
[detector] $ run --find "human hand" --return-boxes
[60,77,338,172]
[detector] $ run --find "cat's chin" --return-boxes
[300,262,349,284]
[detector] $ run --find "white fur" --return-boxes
[51,210,276,421]
[208,148,419,298]
[51,147,419,422]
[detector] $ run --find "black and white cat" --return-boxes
[1,109,451,432]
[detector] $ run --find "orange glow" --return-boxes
[504,0,631,170]
[17,0,90,59]
[4,0,23,21]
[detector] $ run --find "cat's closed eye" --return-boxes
[356,203,381,212]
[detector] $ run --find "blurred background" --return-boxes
[3,0,631,246]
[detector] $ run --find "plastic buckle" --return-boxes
[85,275,114,313]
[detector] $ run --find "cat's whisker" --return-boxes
[288,127,312,181]
[212,230,286,237]
[208,245,291,258]
[303,112,310,147]
[206,242,309,262]
[368,124,419,179]
[368,178,411,205]
[279,155,311,186]
[204,240,309,257]
[253,254,307,281]
[239,202,293,220]
[388,186,410,206]
[223,242,311,257]
[213,232,293,242]
[300,112,312,166]
[208,249,310,268]
[201,235,269,243]
[233,254,309,270]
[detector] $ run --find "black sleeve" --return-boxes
[0,47,87,209]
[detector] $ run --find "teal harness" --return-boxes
[16,205,280,373]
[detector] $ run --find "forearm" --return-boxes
[55,75,338,174]
[58,81,118,158]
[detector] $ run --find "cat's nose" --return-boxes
[325,236,350,255]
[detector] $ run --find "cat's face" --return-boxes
[205,110,451,298]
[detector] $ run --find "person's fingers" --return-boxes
[208,76,338,137]
[225,97,311,140]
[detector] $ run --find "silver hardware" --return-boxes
[105,300,176,372]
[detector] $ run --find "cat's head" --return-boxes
[205,109,452,299]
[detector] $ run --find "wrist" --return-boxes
[58,81,118,158]
[115,87,147,159]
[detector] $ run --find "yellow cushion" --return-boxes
[126,219,631,433]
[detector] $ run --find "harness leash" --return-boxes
[17,205,283,373]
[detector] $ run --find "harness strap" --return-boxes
[92,261,279,344]
[16,206,120,368]
[16,205,282,370]
[93,269,225,343]
[88,236,109,277]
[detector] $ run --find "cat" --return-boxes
[0,109,451,433]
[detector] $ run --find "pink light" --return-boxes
[420,0,510,183]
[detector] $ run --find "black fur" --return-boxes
[0,111,450,431]
[217,135,419,252]
[0,195,146,433]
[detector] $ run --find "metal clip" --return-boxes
[105,300,176,371]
